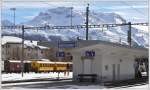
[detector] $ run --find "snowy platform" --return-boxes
[2,79,148,89]
[2,72,72,82]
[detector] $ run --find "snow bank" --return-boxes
[2,72,72,81]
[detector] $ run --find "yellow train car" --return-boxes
[31,61,55,72]
[31,61,72,73]
[55,62,68,71]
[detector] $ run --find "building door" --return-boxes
[117,64,120,80]
[112,64,116,81]
[83,59,92,74]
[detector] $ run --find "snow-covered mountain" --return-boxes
[2,7,148,47]
[2,20,13,26]
[25,7,126,26]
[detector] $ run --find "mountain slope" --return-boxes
[2,7,148,47]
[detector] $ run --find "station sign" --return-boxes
[85,50,95,57]
[58,41,76,48]
[56,51,65,57]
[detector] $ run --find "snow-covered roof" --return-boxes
[1,36,22,45]
[24,40,48,49]
[38,45,48,49]
[1,36,49,49]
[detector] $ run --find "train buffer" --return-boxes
[78,74,97,82]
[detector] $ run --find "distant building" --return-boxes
[38,41,74,62]
[2,42,22,60]
[1,36,49,61]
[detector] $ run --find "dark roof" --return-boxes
[38,40,148,51]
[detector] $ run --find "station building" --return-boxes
[38,40,148,82]
[72,40,148,82]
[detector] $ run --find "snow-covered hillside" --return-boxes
[2,7,148,47]
[25,7,126,26]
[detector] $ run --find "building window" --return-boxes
[7,45,10,48]
[120,59,122,62]
[105,65,108,71]
[41,50,43,54]
[27,53,30,56]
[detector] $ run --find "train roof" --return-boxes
[32,61,72,64]
[7,60,31,63]
[6,60,72,64]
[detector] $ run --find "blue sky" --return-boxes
[2,1,148,24]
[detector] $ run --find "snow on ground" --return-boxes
[2,72,72,81]
[2,80,148,89]
[2,72,148,89]
[127,84,149,89]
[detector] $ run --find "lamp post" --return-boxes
[10,8,16,26]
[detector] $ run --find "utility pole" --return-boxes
[127,22,132,46]
[86,4,89,40]
[70,7,73,29]
[21,25,25,77]
[10,8,16,26]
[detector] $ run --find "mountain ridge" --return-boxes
[1,7,148,47]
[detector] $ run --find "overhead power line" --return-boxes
[1,23,148,30]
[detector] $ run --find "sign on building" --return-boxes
[58,41,76,48]
[56,51,65,57]
[85,50,95,57]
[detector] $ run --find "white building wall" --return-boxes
[91,50,103,81]
[72,51,83,80]
[72,43,148,82]
[101,53,135,82]
[73,48,103,81]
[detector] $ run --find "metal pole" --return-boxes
[70,7,73,28]
[21,25,24,77]
[86,4,89,40]
[127,22,131,46]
